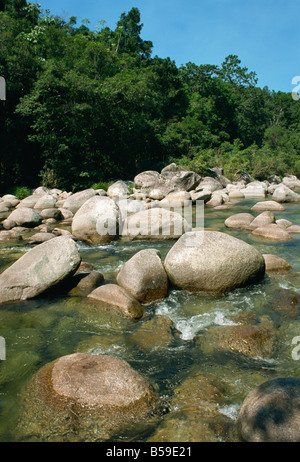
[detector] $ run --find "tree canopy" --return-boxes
[0,1,299,192]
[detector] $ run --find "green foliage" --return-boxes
[0,2,300,194]
[8,185,30,199]
[91,181,113,191]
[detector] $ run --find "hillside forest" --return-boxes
[1,0,300,194]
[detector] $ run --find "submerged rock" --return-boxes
[0,236,81,304]
[164,231,265,293]
[238,377,300,442]
[263,254,292,272]
[129,315,180,351]
[17,353,158,442]
[251,223,292,241]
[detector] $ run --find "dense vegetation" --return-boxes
[1,0,300,193]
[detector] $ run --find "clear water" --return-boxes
[0,197,300,442]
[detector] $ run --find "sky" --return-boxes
[36,0,300,93]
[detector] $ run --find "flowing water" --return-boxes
[0,197,300,442]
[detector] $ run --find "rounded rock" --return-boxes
[164,231,265,293]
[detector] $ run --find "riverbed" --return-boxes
[0,197,300,442]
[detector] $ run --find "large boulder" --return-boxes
[134,171,161,192]
[282,175,300,190]
[160,170,201,192]
[87,284,145,319]
[63,189,96,214]
[121,207,191,240]
[164,231,265,293]
[196,177,223,193]
[16,353,158,442]
[238,377,300,442]
[72,196,119,244]
[0,236,81,304]
[6,207,42,228]
[240,181,267,198]
[272,184,300,202]
[116,249,168,303]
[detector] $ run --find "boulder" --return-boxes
[33,194,56,210]
[240,181,268,197]
[28,232,55,245]
[205,190,229,207]
[116,249,168,303]
[159,191,191,208]
[7,207,42,228]
[282,175,300,190]
[32,186,52,196]
[251,201,286,212]
[224,213,254,230]
[87,284,145,319]
[251,224,292,241]
[0,236,81,304]
[190,188,212,203]
[72,271,104,292]
[238,377,300,442]
[16,195,39,208]
[39,208,63,220]
[121,207,191,240]
[272,184,300,202]
[134,171,161,192]
[164,231,265,293]
[196,177,223,193]
[63,189,96,214]
[107,180,130,198]
[72,196,119,244]
[287,225,300,234]
[17,353,158,442]
[248,211,275,230]
[160,170,201,192]
[263,254,292,272]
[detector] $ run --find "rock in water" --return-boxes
[16,353,158,442]
[116,249,168,303]
[164,231,265,293]
[0,236,81,304]
[238,377,300,442]
[72,196,119,244]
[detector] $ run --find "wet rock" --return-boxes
[251,201,286,211]
[0,236,81,304]
[198,322,276,359]
[72,196,119,244]
[129,315,180,350]
[72,271,104,292]
[63,189,96,214]
[287,225,300,234]
[16,353,158,442]
[121,207,191,240]
[272,288,300,318]
[251,223,292,241]
[240,181,267,197]
[87,283,145,319]
[263,254,292,272]
[237,377,300,442]
[164,231,265,293]
[7,207,42,228]
[116,249,168,303]
[276,218,293,229]
[0,229,23,241]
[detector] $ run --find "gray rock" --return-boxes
[63,189,96,214]
[72,196,119,244]
[116,249,168,303]
[0,236,81,304]
[7,207,42,228]
[164,231,265,293]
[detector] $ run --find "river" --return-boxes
[0,196,300,442]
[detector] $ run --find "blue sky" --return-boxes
[37,0,300,93]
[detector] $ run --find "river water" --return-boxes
[0,196,300,442]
